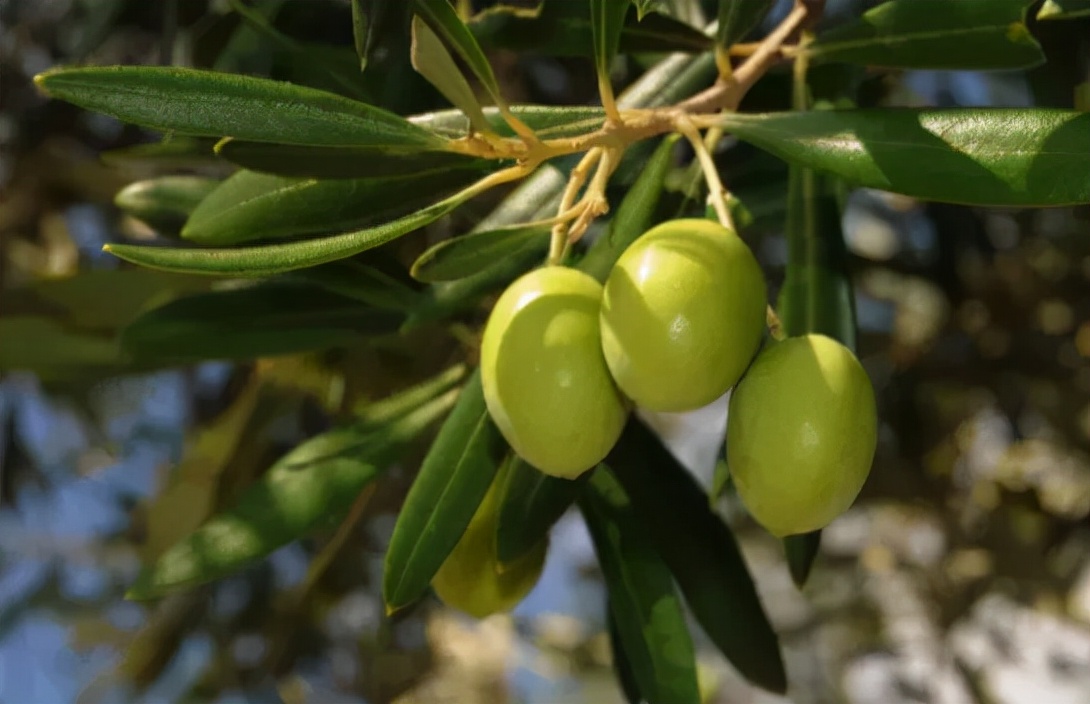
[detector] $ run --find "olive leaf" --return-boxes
[383,370,509,613]
[805,0,1044,71]
[114,176,220,237]
[411,223,552,283]
[413,0,504,106]
[35,65,445,148]
[127,390,458,600]
[720,108,1090,207]
[610,419,786,694]
[120,281,404,363]
[410,14,493,135]
[581,468,701,704]
[717,0,775,51]
[1037,0,1090,19]
[180,166,485,246]
[495,458,585,563]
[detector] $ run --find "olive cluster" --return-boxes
[480,219,878,538]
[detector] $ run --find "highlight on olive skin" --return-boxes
[726,333,878,537]
[599,219,767,413]
[480,266,629,479]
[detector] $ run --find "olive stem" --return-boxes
[676,116,734,232]
[548,148,603,265]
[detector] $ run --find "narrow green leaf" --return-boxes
[121,282,404,363]
[127,391,457,600]
[1038,0,1090,19]
[413,0,503,105]
[215,140,496,179]
[632,0,669,20]
[720,108,1090,207]
[35,66,446,148]
[383,370,509,612]
[581,468,701,704]
[101,137,221,169]
[0,317,123,376]
[591,0,632,79]
[181,166,484,246]
[580,135,679,282]
[784,531,822,588]
[495,458,585,564]
[411,15,493,134]
[805,0,1044,71]
[114,176,220,236]
[470,1,712,56]
[610,419,786,694]
[355,364,468,431]
[411,223,551,283]
[227,0,368,100]
[284,260,423,312]
[352,0,397,71]
[608,608,645,704]
[103,177,488,276]
[717,0,775,50]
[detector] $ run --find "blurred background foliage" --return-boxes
[2,0,1090,702]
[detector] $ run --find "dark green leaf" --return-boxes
[180,166,484,246]
[721,108,1090,207]
[284,260,423,312]
[127,391,457,600]
[717,0,775,49]
[101,137,221,170]
[413,0,504,105]
[609,608,645,704]
[121,282,403,363]
[581,468,701,704]
[411,223,551,283]
[784,531,822,588]
[471,1,711,55]
[383,370,509,612]
[353,0,396,70]
[632,0,669,20]
[591,0,633,81]
[215,140,496,179]
[496,458,584,564]
[411,15,493,134]
[114,176,220,236]
[104,177,489,276]
[1038,0,1090,19]
[580,135,679,282]
[805,0,1044,70]
[610,419,786,694]
[35,66,446,148]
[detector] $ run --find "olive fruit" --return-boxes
[726,334,877,537]
[481,266,628,479]
[431,467,547,618]
[599,219,767,413]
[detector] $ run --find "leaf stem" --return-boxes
[548,148,603,264]
[676,116,734,231]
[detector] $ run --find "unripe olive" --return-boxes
[431,472,546,618]
[599,219,767,413]
[481,266,628,479]
[727,334,877,537]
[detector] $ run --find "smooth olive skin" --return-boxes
[599,219,767,412]
[431,473,546,618]
[481,266,628,479]
[727,334,877,537]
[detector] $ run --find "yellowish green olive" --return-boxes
[431,468,546,618]
[727,334,877,537]
[481,266,628,478]
[599,219,767,412]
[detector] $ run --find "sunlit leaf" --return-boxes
[127,391,457,599]
[1038,0,1090,19]
[35,66,446,148]
[413,0,504,105]
[720,108,1090,206]
[410,15,492,134]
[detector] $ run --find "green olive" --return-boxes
[599,219,767,413]
[727,334,877,537]
[431,467,547,618]
[481,266,628,479]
